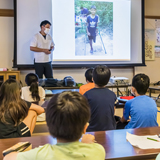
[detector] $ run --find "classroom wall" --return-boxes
[0,0,160,85]
[135,0,160,83]
[0,0,14,69]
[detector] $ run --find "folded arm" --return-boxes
[29,103,45,115]
[30,46,51,54]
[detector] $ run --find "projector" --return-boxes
[109,76,129,85]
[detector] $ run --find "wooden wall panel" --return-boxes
[0,9,14,17]
[145,16,160,19]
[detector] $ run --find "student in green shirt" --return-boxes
[4,91,105,160]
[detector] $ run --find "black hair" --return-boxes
[25,73,40,101]
[85,68,93,83]
[40,20,51,27]
[80,6,84,9]
[93,65,111,87]
[90,5,96,10]
[132,73,150,95]
[46,91,90,141]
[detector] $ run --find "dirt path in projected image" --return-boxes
[75,30,113,56]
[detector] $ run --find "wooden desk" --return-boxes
[1,127,160,160]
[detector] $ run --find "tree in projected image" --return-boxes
[75,0,113,30]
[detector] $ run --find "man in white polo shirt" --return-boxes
[30,20,55,78]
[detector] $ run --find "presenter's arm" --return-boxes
[50,40,55,51]
[30,46,51,54]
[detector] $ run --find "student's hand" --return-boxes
[87,32,91,36]
[43,49,51,54]
[81,134,96,144]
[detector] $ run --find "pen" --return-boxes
[147,137,160,142]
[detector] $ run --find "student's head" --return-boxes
[90,5,96,15]
[131,73,150,95]
[40,20,51,34]
[25,73,40,101]
[93,65,111,87]
[85,68,93,83]
[80,6,84,10]
[25,73,39,86]
[0,79,29,125]
[46,91,90,142]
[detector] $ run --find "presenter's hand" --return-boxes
[81,134,96,144]
[43,49,51,54]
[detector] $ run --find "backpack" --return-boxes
[63,76,75,87]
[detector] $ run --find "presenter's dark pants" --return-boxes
[34,61,53,79]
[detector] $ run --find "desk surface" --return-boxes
[45,84,131,97]
[44,84,131,90]
[1,127,160,160]
[149,86,160,90]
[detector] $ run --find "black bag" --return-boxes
[39,78,63,87]
[63,76,75,87]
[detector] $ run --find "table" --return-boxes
[149,86,160,98]
[44,84,131,97]
[45,89,79,98]
[1,127,160,160]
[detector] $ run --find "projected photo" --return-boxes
[75,0,113,56]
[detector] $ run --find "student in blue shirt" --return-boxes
[120,74,158,129]
[86,5,99,54]
[84,65,117,132]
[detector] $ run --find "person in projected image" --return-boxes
[30,20,55,79]
[80,6,89,17]
[86,5,99,54]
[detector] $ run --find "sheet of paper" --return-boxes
[126,132,160,149]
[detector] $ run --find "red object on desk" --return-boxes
[120,96,134,100]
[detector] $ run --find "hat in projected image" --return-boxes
[90,5,96,9]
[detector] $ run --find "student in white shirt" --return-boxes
[21,73,46,121]
[21,73,45,103]
[30,20,55,78]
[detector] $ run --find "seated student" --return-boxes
[84,65,117,132]
[4,91,105,160]
[0,79,45,139]
[79,68,95,95]
[120,74,158,129]
[21,73,46,121]
[21,73,45,104]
